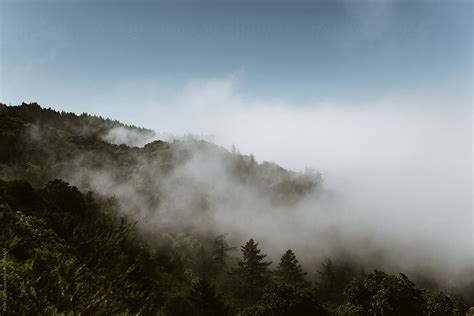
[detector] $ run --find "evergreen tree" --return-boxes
[194,245,214,279]
[316,259,336,299]
[212,234,235,273]
[315,259,361,305]
[275,249,309,287]
[422,290,460,316]
[211,234,235,284]
[340,270,427,316]
[188,278,229,316]
[230,239,272,307]
[241,283,328,316]
[237,239,272,282]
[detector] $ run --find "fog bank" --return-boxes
[138,76,472,281]
[71,75,472,285]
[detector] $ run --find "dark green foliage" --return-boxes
[208,234,236,295]
[315,258,361,305]
[230,239,272,307]
[316,258,338,303]
[0,179,465,314]
[0,203,124,314]
[337,270,463,316]
[0,179,42,211]
[162,288,194,316]
[240,283,328,316]
[275,249,309,287]
[212,234,235,282]
[193,245,215,279]
[188,278,229,316]
[422,289,460,316]
[39,179,87,214]
[0,180,178,314]
[212,235,235,272]
[341,270,427,316]
[0,102,152,140]
[160,279,229,316]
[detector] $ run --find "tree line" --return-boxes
[0,179,464,315]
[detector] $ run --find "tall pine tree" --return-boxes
[314,258,360,304]
[229,239,272,307]
[212,234,235,275]
[188,278,229,316]
[211,234,235,289]
[275,249,309,287]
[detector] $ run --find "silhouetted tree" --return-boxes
[188,278,229,316]
[339,270,427,316]
[212,234,235,280]
[275,249,309,287]
[422,289,460,316]
[230,239,272,307]
[315,259,337,302]
[315,258,360,305]
[241,283,328,316]
[194,245,214,279]
[212,235,234,270]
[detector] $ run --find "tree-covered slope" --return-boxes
[0,179,463,315]
[0,102,320,204]
[0,103,470,314]
[0,179,180,314]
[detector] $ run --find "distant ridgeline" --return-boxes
[0,102,154,138]
[0,102,470,315]
[0,102,320,203]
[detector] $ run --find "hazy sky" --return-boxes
[1,0,471,108]
[0,0,472,169]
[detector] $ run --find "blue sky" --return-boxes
[0,0,471,112]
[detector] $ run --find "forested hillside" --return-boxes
[0,102,319,202]
[0,103,471,315]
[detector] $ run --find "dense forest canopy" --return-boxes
[0,103,472,315]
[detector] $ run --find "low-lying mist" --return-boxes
[77,76,472,288]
